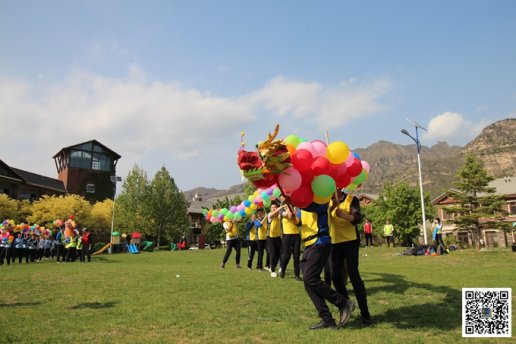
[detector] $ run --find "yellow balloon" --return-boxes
[326,141,350,165]
[313,194,331,205]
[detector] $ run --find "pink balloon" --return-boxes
[311,140,327,157]
[361,160,370,173]
[297,142,316,156]
[345,152,355,166]
[278,167,302,193]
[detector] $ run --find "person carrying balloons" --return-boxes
[329,189,372,327]
[279,203,301,281]
[291,199,352,330]
[245,214,259,270]
[267,201,284,278]
[220,220,241,269]
[255,208,268,272]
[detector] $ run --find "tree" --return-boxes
[88,199,115,242]
[444,154,506,250]
[367,182,434,246]
[28,195,93,228]
[148,166,190,248]
[116,164,152,236]
[0,194,18,221]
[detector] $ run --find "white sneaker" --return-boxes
[265,267,271,272]
[271,272,277,278]
[278,268,283,273]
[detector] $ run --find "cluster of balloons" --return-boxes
[203,186,282,223]
[0,220,53,238]
[279,134,370,208]
[54,215,77,238]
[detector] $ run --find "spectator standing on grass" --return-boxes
[363,219,373,247]
[267,202,284,278]
[383,221,394,247]
[432,218,447,255]
[255,208,268,271]
[81,228,92,262]
[220,220,241,269]
[329,189,372,327]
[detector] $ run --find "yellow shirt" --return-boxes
[329,195,358,244]
[282,216,300,235]
[257,217,268,240]
[300,211,319,247]
[269,217,281,238]
[226,222,238,240]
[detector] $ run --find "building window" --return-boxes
[70,150,92,169]
[86,184,95,193]
[458,232,469,245]
[92,153,111,171]
[508,202,516,215]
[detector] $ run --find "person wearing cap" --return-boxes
[329,188,372,326]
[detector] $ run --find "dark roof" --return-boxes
[11,167,66,193]
[53,139,121,160]
[0,159,24,181]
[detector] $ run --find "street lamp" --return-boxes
[401,118,428,245]
[109,175,123,254]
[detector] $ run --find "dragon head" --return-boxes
[237,125,291,188]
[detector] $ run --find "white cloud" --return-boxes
[423,112,488,144]
[0,69,391,187]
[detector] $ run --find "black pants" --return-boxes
[267,236,282,272]
[247,240,257,268]
[281,234,301,277]
[56,244,65,262]
[331,240,370,318]
[66,247,77,262]
[0,247,7,265]
[81,245,91,262]
[365,233,373,246]
[300,244,346,322]
[222,239,241,265]
[436,234,446,254]
[385,236,393,247]
[257,239,267,269]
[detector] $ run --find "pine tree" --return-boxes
[445,154,506,249]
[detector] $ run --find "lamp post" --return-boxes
[109,175,123,254]
[401,118,428,245]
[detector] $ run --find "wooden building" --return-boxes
[53,140,121,202]
[0,159,66,200]
[432,177,516,248]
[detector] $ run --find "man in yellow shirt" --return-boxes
[329,189,372,326]
[267,202,284,278]
[279,204,301,281]
[220,220,241,269]
[255,208,268,271]
[383,221,394,247]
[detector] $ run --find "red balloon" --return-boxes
[335,173,351,189]
[289,185,314,208]
[347,158,362,177]
[300,168,315,186]
[311,156,331,176]
[329,162,347,180]
[291,149,314,172]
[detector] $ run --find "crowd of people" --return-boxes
[220,189,373,330]
[0,221,93,266]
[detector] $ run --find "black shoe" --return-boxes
[279,271,285,278]
[362,316,373,326]
[338,300,356,328]
[309,320,336,330]
[294,275,302,281]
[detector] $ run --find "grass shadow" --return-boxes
[0,302,42,308]
[359,272,461,331]
[69,301,119,309]
[92,256,120,263]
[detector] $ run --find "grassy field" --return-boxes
[0,246,514,344]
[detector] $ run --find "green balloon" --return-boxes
[284,134,301,147]
[226,212,234,219]
[273,188,282,198]
[353,170,367,185]
[234,213,242,221]
[311,175,336,198]
[263,199,271,207]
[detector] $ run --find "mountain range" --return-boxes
[184,118,516,203]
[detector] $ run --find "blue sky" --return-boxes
[1,0,515,191]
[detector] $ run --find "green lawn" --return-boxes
[0,247,514,344]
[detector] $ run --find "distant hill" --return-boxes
[184,118,516,202]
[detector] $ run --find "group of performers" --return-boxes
[220,189,373,330]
